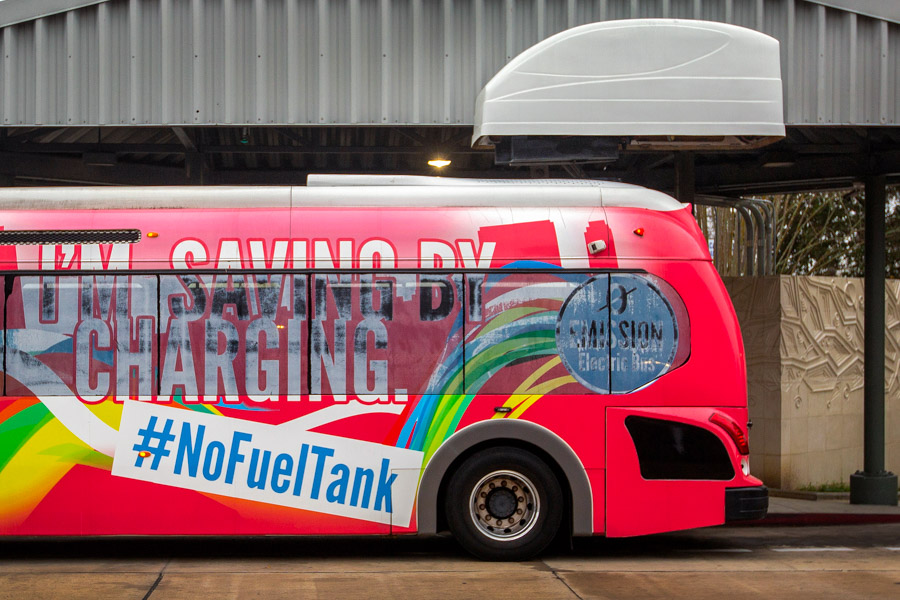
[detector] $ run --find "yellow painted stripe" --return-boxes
[508,394,542,419]
[0,418,84,527]
[508,376,577,419]
[491,394,529,419]
[514,356,563,395]
[86,400,124,430]
[526,375,578,396]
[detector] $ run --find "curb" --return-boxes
[769,489,851,501]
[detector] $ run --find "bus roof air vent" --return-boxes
[472,19,785,153]
[0,229,141,245]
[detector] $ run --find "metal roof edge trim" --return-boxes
[0,0,110,29]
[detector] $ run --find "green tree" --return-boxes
[773,187,900,278]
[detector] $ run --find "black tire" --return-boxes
[444,446,563,561]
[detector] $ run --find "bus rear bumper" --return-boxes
[725,486,768,522]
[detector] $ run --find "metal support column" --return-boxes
[850,174,898,505]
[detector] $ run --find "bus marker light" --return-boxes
[709,412,749,455]
[633,228,645,237]
[494,407,512,414]
[147,232,159,238]
[138,451,151,458]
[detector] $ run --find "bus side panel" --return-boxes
[600,204,711,263]
[606,407,730,537]
[612,259,747,409]
[0,401,404,536]
[587,468,605,534]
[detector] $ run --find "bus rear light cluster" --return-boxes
[709,412,750,455]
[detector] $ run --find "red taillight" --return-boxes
[709,412,749,455]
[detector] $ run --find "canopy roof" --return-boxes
[0,0,897,192]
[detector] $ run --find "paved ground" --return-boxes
[769,496,900,514]
[2,499,899,600]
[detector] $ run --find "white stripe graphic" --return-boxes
[39,396,119,457]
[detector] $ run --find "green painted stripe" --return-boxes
[45,443,114,471]
[465,333,557,386]
[0,403,54,473]
[424,394,463,451]
[423,395,473,462]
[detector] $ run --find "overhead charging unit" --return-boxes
[472,19,785,164]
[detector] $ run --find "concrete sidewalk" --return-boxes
[739,495,900,526]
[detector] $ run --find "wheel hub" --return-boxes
[485,488,518,519]
[469,470,540,541]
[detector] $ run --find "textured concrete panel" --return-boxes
[724,276,900,490]
[724,276,783,486]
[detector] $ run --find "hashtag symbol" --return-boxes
[133,416,176,471]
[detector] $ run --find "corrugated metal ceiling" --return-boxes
[0,0,897,127]
[0,0,897,193]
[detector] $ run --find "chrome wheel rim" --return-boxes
[468,470,540,541]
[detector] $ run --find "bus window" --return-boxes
[464,272,606,395]
[159,273,307,399]
[608,273,690,394]
[310,273,463,397]
[5,275,157,399]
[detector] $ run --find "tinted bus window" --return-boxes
[465,272,691,395]
[311,273,463,397]
[5,275,157,399]
[607,273,690,394]
[159,273,307,399]
[465,272,604,395]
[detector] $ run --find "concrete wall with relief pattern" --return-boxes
[723,276,900,490]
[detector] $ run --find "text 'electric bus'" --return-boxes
[0,175,766,560]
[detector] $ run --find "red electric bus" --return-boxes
[0,175,766,559]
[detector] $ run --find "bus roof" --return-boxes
[0,177,683,212]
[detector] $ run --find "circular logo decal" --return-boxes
[556,274,680,394]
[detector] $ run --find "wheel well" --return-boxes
[434,438,574,535]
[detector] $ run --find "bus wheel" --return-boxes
[445,447,563,561]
